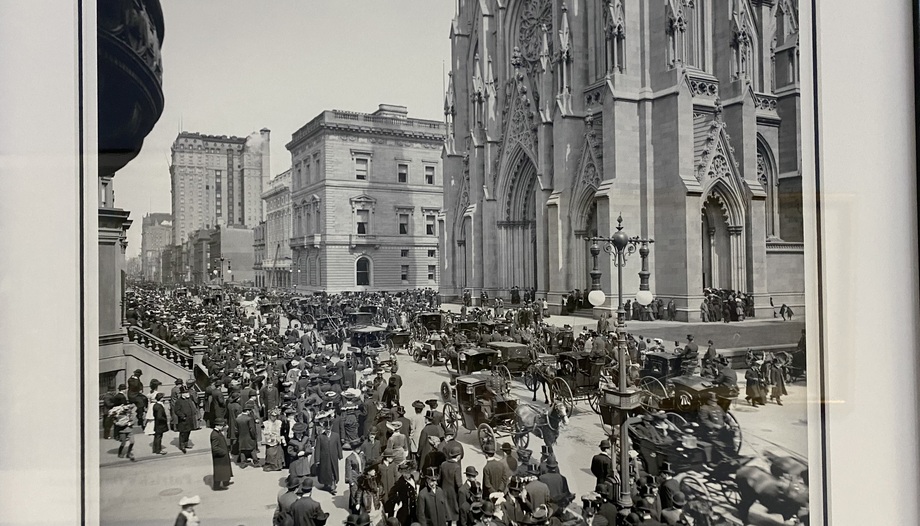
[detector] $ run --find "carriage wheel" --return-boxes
[512,419,530,449]
[588,392,601,414]
[419,327,429,341]
[443,403,460,434]
[494,365,512,394]
[440,381,452,402]
[413,347,422,363]
[638,376,668,411]
[551,378,575,415]
[523,370,536,391]
[726,411,743,454]
[364,356,375,371]
[714,478,741,506]
[427,353,435,367]
[387,338,398,355]
[664,412,689,428]
[676,473,712,504]
[477,423,496,451]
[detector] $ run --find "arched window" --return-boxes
[356,257,371,286]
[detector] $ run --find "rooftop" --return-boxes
[288,104,444,148]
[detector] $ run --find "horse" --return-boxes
[736,456,809,525]
[526,362,556,404]
[514,400,569,452]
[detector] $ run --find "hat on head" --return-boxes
[175,378,184,385]
[687,335,694,341]
[297,478,314,494]
[448,442,463,458]
[179,495,200,507]
[465,465,479,477]
[286,474,300,490]
[508,477,523,492]
[425,399,439,409]
[482,442,496,455]
[133,369,143,375]
[470,502,483,514]
[354,514,372,526]
[660,461,674,475]
[412,400,425,410]
[382,448,395,458]
[517,448,533,461]
[292,423,307,434]
[481,501,495,516]
[386,421,403,431]
[118,384,127,391]
[545,457,559,469]
[425,467,439,480]
[671,491,687,507]
[599,439,611,450]
[501,442,513,452]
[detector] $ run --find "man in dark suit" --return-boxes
[174,388,198,454]
[152,392,169,455]
[481,443,512,497]
[275,474,300,525]
[290,478,328,526]
[236,401,261,467]
[417,467,450,526]
[385,461,419,526]
[210,420,233,490]
[590,439,613,487]
[538,458,573,508]
[127,369,145,426]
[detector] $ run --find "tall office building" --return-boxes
[140,212,172,282]
[169,129,270,246]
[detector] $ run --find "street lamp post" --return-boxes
[588,214,654,510]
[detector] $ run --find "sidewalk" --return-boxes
[438,303,805,348]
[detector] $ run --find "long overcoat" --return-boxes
[438,459,463,521]
[210,429,233,484]
[236,411,259,451]
[314,431,342,487]
[174,397,198,433]
[417,486,450,526]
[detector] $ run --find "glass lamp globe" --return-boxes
[588,289,606,307]
[635,290,654,306]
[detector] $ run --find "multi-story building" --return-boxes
[169,129,271,246]
[208,226,255,285]
[262,169,293,288]
[140,212,172,282]
[441,0,804,320]
[288,104,445,292]
[253,221,266,288]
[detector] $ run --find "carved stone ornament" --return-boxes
[517,0,553,77]
[756,153,768,187]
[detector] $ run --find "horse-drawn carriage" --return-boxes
[440,348,507,402]
[537,351,614,414]
[412,312,451,366]
[440,374,530,451]
[347,325,396,372]
[483,341,539,379]
[537,325,577,355]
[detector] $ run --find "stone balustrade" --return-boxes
[127,326,193,369]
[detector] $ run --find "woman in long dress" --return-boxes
[261,409,284,471]
[144,379,162,436]
[745,364,766,407]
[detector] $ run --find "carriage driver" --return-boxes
[698,392,732,462]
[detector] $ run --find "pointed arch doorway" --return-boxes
[701,190,746,290]
[499,151,539,292]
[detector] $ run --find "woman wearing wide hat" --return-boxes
[174,495,200,526]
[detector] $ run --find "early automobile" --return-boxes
[440,375,529,450]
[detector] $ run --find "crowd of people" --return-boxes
[102,282,803,526]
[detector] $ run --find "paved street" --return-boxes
[101,334,808,525]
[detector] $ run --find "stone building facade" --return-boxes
[253,221,266,287]
[140,212,172,282]
[262,169,293,288]
[169,129,270,246]
[441,0,804,320]
[288,105,445,293]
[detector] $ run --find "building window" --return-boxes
[425,166,435,185]
[426,215,436,236]
[401,265,409,282]
[428,249,436,258]
[428,265,437,281]
[397,164,408,183]
[356,210,370,235]
[398,213,410,235]
[356,257,371,286]
[401,249,409,257]
[355,158,369,180]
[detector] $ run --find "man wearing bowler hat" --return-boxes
[538,457,573,508]
[481,442,512,497]
[440,442,464,524]
[418,467,450,526]
[275,473,300,526]
[209,420,233,491]
[590,439,614,486]
[291,478,328,526]
[458,465,481,526]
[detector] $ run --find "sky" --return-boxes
[117,0,456,258]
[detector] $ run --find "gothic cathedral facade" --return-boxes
[440,0,804,320]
